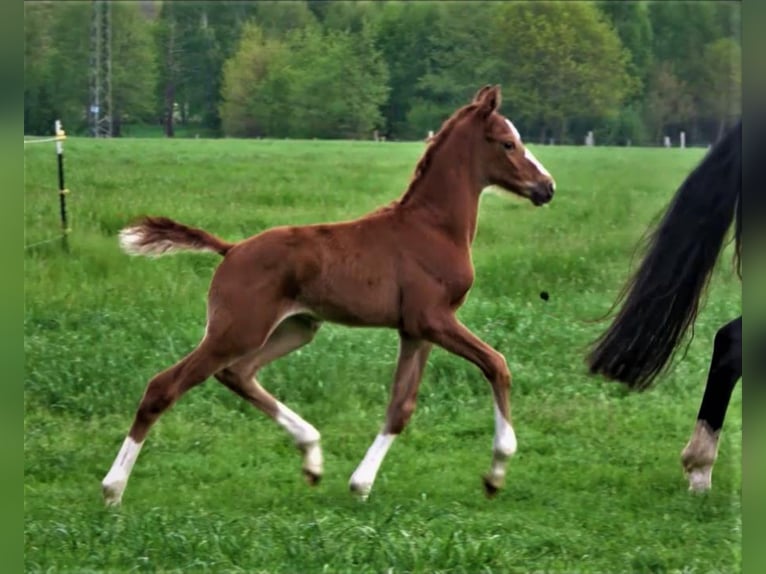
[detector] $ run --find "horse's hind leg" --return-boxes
[215,315,325,484]
[681,316,742,492]
[101,340,230,506]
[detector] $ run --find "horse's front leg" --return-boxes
[420,312,517,496]
[348,334,432,500]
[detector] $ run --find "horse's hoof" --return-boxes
[303,468,322,486]
[349,482,372,502]
[482,475,501,498]
[101,479,125,507]
[686,467,713,493]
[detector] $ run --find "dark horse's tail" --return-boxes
[587,120,742,390]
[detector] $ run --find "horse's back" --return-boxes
[207,213,407,328]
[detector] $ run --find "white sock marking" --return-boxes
[493,404,517,457]
[349,433,396,499]
[102,436,144,505]
[275,402,320,446]
[487,404,517,487]
[275,402,323,477]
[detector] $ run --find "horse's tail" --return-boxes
[587,119,742,390]
[119,216,235,258]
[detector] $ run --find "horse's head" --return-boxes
[471,85,556,206]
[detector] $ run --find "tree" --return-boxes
[404,2,498,138]
[24,2,58,134]
[369,1,442,138]
[111,3,159,135]
[597,1,653,96]
[220,22,389,139]
[251,1,317,39]
[312,0,380,34]
[489,2,636,143]
[647,1,728,142]
[44,2,91,134]
[700,38,741,140]
[644,61,695,143]
[282,24,389,139]
[219,23,288,137]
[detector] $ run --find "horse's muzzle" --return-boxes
[530,181,555,206]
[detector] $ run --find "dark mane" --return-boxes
[398,104,478,205]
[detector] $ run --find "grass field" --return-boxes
[24,138,741,573]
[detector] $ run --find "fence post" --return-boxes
[55,119,70,251]
[680,131,686,149]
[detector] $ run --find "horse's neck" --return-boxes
[400,141,484,246]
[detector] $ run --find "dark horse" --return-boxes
[587,120,741,492]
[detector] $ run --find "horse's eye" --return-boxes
[503,141,515,151]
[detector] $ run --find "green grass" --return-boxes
[24,138,741,573]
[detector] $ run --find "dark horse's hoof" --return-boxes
[482,475,501,498]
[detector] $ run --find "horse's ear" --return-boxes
[472,85,493,103]
[476,84,501,116]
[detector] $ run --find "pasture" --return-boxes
[24,138,741,573]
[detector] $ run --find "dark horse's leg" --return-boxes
[681,316,742,492]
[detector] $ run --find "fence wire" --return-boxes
[25,235,65,250]
[24,136,66,145]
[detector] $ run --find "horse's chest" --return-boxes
[441,266,475,306]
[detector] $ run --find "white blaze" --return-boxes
[505,118,554,183]
[524,148,553,179]
[505,118,521,139]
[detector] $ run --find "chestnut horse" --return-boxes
[102,85,556,505]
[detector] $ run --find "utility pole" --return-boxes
[89,0,113,138]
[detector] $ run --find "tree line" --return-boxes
[24,1,741,146]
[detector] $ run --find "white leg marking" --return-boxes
[275,402,323,477]
[681,420,719,493]
[493,403,517,457]
[487,404,517,488]
[102,436,144,506]
[349,433,396,500]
